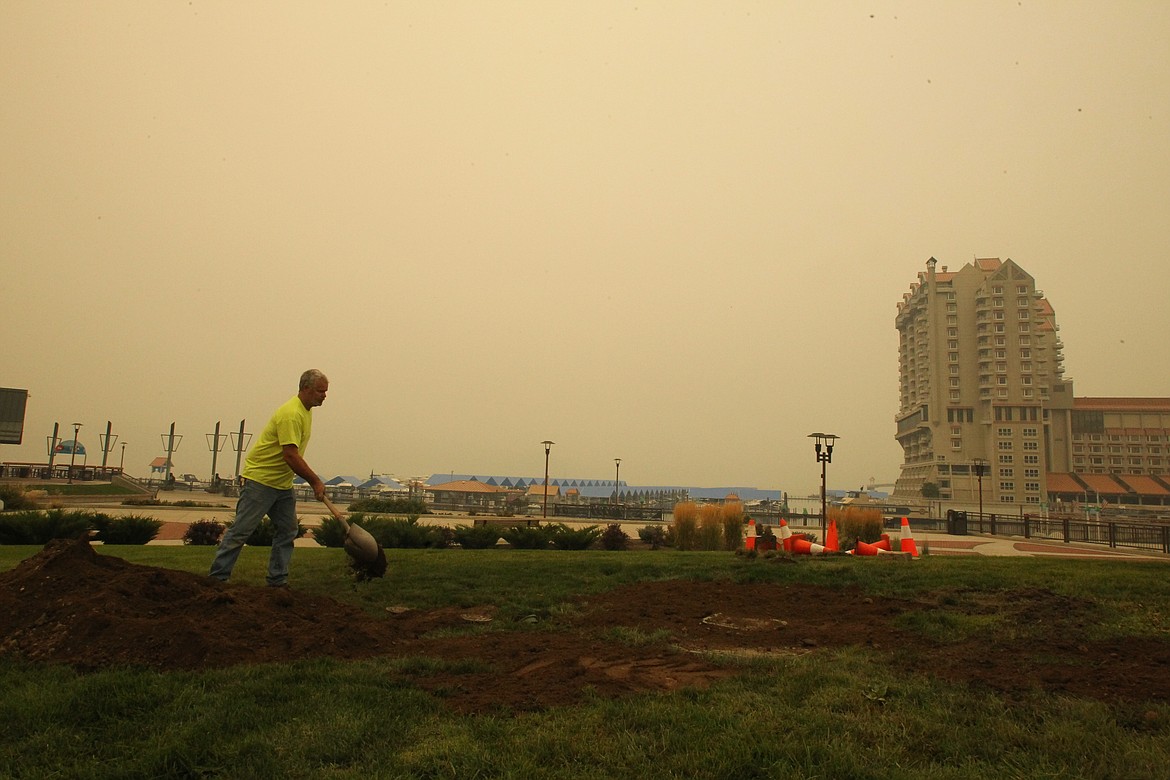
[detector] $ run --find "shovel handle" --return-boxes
[321,496,349,529]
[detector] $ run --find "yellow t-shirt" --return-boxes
[241,395,313,490]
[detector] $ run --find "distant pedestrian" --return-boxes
[209,369,329,587]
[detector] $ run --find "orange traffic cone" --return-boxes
[826,519,839,551]
[790,535,828,555]
[778,519,792,552]
[745,518,757,551]
[873,534,893,551]
[899,517,919,557]
[851,538,882,556]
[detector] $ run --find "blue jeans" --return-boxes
[208,479,299,586]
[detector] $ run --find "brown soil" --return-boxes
[2,538,1168,714]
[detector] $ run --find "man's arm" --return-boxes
[281,444,326,500]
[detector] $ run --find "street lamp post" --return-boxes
[68,422,82,484]
[46,422,61,476]
[541,440,555,520]
[160,422,183,486]
[972,458,987,520]
[808,433,839,543]
[98,421,117,470]
[614,458,621,504]
[120,442,127,473]
[206,421,228,484]
[229,419,251,482]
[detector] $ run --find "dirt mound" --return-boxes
[2,539,1169,713]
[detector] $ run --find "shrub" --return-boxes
[361,515,449,549]
[697,504,727,551]
[92,514,163,545]
[637,525,666,550]
[183,519,226,546]
[347,497,429,515]
[0,509,93,544]
[831,506,884,551]
[599,523,629,551]
[452,524,502,549]
[312,516,349,548]
[0,484,38,511]
[672,502,699,551]
[549,524,601,550]
[501,524,554,550]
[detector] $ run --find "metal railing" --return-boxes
[903,511,1170,555]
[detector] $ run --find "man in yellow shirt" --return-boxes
[209,369,329,587]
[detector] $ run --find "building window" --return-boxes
[999,468,1014,477]
[993,297,1004,308]
[1018,322,1030,332]
[1023,427,1037,437]
[999,455,1014,464]
[1018,310,1030,320]
[994,324,1005,333]
[1020,348,1031,358]
[999,482,1014,492]
[1023,389,1034,398]
[998,427,1013,437]
[1023,441,1038,451]
[1025,468,1040,478]
[952,439,962,450]
[998,441,1013,450]
[1024,454,1039,464]
[999,496,1015,504]
[1025,482,1040,492]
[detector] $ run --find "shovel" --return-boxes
[321,496,387,579]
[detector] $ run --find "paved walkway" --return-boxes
[923,534,1168,561]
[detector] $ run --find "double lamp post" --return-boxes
[809,432,839,542]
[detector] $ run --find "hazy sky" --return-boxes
[3,1,1168,496]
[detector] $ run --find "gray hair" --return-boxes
[299,369,328,390]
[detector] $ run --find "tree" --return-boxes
[921,482,941,499]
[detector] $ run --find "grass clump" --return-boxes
[831,506,884,551]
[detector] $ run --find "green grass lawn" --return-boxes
[2,546,1169,779]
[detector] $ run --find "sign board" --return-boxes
[0,388,29,445]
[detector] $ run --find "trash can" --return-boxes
[946,510,968,536]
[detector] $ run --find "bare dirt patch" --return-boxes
[2,539,1168,714]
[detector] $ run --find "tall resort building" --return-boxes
[893,257,1170,510]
